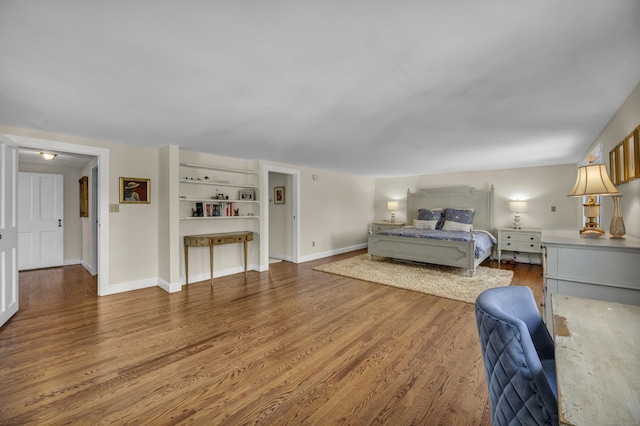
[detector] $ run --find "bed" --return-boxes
[367,186,496,275]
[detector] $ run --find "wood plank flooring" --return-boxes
[0,250,542,425]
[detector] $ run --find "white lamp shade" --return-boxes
[387,201,399,211]
[567,163,619,197]
[509,201,527,213]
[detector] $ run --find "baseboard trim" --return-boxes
[298,243,367,263]
[101,277,158,296]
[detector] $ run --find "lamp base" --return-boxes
[512,213,521,229]
[579,225,605,237]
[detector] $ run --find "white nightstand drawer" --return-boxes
[502,238,540,252]
[370,222,405,233]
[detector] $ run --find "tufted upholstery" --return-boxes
[475,286,558,426]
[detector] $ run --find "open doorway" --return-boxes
[268,171,293,262]
[262,165,300,268]
[7,134,111,296]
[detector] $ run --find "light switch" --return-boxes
[109,204,119,212]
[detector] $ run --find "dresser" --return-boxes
[541,229,640,333]
[496,227,542,262]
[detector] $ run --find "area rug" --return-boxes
[313,254,514,304]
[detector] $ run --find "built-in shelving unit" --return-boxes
[178,161,259,220]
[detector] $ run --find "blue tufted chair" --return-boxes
[475,286,558,426]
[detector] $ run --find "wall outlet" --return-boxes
[109,204,119,212]
[551,205,556,212]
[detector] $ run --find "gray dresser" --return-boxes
[541,229,640,333]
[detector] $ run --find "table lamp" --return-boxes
[387,201,399,223]
[509,200,527,229]
[567,157,619,236]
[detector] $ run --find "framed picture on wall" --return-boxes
[274,186,285,204]
[79,176,89,217]
[119,177,150,204]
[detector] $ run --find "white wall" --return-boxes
[375,164,580,231]
[298,166,375,259]
[17,162,84,265]
[583,81,640,237]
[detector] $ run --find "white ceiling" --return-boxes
[1,1,639,177]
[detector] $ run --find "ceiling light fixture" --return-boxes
[40,152,57,161]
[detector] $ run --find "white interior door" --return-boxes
[0,135,19,327]
[18,172,64,270]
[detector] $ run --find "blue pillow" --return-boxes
[441,208,475,232]
[417,208,442,221]
[417,208,443,230]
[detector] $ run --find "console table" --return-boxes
[552,295,640,425]
[184,231,254,285]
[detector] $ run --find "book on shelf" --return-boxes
[197,201,237,217]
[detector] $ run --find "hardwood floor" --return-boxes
[0,250,542,425]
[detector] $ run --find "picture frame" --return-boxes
[274,186,285,204]
[610,124,640,186]
[79,176,89,217]
[238,189,255,200]
[119,177,150,204]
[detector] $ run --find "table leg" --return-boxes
[244,240,248,277]
[184,244,189,285]
[210,244,214,286]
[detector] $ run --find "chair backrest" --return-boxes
[475,286,558,426]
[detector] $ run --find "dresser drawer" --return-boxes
[502,238,541,252]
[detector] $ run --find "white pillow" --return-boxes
[413,219,438,230]
[441,221,473,232]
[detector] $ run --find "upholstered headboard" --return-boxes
[406,186,495,232]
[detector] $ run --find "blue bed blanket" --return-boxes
[376,228,497,259]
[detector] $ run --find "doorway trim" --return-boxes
[261,164,300,268]
[7,135,110,296]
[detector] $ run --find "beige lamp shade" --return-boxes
[567,163,619,197]
[387,201,399,211]
[509,200,527,213]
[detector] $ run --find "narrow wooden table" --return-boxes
[184,231,254,285]
[552,294,640,425]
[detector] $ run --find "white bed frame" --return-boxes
[368,186,495,275]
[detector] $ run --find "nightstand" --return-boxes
[370,222,405,234]
[497,227,542,262]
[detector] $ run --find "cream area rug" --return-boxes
[313,254,514,304]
